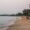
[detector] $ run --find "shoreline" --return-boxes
[7,16,30,30]
[0,20,15,30]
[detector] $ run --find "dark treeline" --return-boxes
[0,9,30,16]
[0,12,23,16]
[10,13,23,16]
[23,9,30,16]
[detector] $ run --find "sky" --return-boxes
[0,0,30,14]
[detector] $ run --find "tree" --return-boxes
[23,9,30,19]
[16,13,23,16]
[23,9,30,16]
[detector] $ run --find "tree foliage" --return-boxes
[23,9,30,16]
[16,13,23,16]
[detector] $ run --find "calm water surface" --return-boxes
[0,16,21,30]
[0,16,20,28]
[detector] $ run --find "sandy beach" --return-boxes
[7,16,30,30]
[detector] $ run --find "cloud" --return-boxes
[0,0,30,14]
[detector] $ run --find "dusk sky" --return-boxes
[0,0,30,14]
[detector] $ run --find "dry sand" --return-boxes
[7,16,30,30]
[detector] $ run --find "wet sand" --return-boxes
[7,16,30,30]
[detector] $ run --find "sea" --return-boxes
[0,16,21,30]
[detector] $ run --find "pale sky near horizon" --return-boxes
[0,0,30,14]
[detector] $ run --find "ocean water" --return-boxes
[0,16,20,30]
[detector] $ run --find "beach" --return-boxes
[7,16,30,30]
